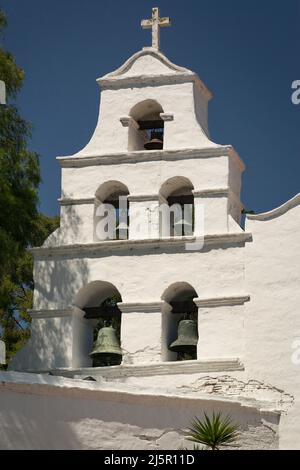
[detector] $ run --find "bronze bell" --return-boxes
[169,319,198,361]
[144,131,163,150]
[90,325,122,367]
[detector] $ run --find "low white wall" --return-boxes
[0,373,279,450]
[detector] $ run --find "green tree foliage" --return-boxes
[186,412,239,450]
[0,10,59,365]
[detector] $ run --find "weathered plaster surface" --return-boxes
[177,376,294,411]
[0,372,279,450]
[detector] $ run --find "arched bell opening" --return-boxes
[159,177,195,237]
[74,281,123,368]
[129,99,164,151]
[161,282,198,362]
[94,181,129,241]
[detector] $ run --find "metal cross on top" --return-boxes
[141,7,171,51]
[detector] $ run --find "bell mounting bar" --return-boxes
[138,120,164,130]
[83,305,121,319]
[170,300,197,314]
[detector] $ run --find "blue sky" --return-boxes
[2,0,300,216]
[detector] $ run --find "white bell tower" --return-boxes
[11,6,247,375]
[5,7,300,451]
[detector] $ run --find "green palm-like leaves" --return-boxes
[186,412,239,450]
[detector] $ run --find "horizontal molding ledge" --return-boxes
[119,296,250,312]
[31,232,252,258]
[57,146,245,171]
[58,197,95,206]
[194,295,250,308]
[193,188,228,198]
[193,189,244,209]
[29,309,73,319]
[97,73,206,91]
[30,296,250,318]
[50,358,245,379]
[59,189,241,206]
[119,302,163,313]
[127,194,164,203]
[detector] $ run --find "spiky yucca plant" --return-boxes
[186,412,239,450]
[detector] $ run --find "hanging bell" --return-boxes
[90,325,122,367]
[144,130,163,150]
[169,319,198,361]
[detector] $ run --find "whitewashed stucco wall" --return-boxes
[33,245,246,308]
[70,51,215,156]
[10,242,247,370]
[55,154,243,244]
[245,202,300,449]
[60,156,235,200]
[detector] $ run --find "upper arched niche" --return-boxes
[161,282,198,362]
[128,100,165,151]
[95,180,129,203]
[130,99,164,122]
[94,181,129,241]
[161,282,198,304]
[159,176,194,200]
[74,281,122,310]
[159,177,195,237]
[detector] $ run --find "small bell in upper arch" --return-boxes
[144,130,164,150]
